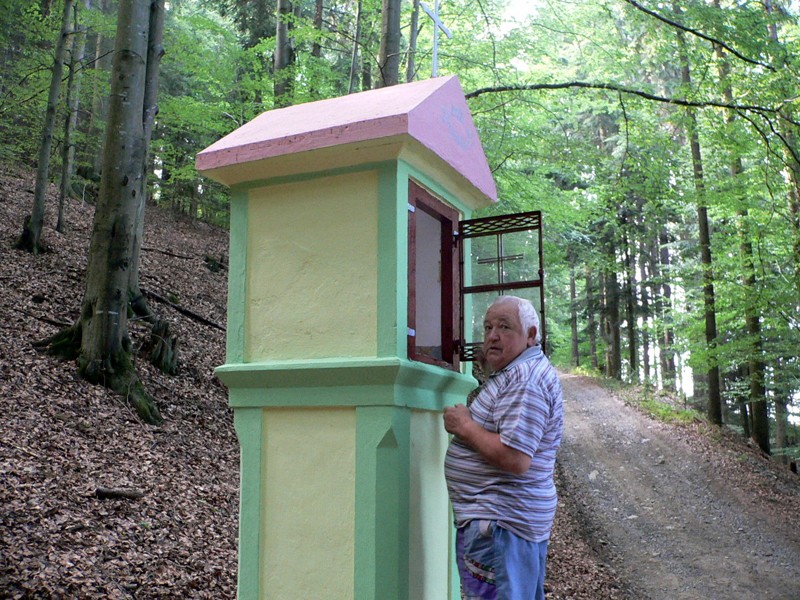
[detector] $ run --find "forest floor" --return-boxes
[1,164,799,599]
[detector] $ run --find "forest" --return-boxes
[2,0,799,460]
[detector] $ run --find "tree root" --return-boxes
[14,215,48,255]
[79,351,163,425]
[34,321,82,360]
[38,321,163,426]
[141,318,178,376]
[33,291,174,425]
[131,291,180,375]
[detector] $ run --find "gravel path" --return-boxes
[555,373,800,600]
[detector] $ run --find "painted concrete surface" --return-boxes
[245,170,379,361]
[196,77,499,600]
[260,407,356,599]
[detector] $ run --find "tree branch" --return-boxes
[94,487,145,500]
[143,288,225,331]
[15,307,72,330]
[465,81,778,115]
[141,246,193,260]
[621,0,775,72]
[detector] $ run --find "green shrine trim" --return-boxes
[217,357,475,411]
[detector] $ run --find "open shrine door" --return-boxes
[457,211,546,362]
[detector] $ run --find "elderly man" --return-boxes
[444,295,563,600]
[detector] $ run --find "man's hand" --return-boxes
[443,403,532,475]
[443,404,472,437]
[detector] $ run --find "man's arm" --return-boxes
[443,404,532,475]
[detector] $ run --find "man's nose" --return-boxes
[485,326,500,341]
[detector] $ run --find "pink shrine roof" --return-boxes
[195,76,497,205]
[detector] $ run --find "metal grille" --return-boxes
[459,211,541,238]
[457,209,546,359]
[460,343,482,361]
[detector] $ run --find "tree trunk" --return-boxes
[406,0,421,82]
[274,0,295,107]
[740,397,751,439]
[774,396,788,457]
[17,0,74,253]
[361,28,375,91]
[729,364,751,438]
[311,0,323,59]
[638,238,651,384]
[623,230,637,382]
[676,22,722,424]
[713,35,769,452]
[73,0,162,424]
[88,0,113,177]
[128,0,176,377]
[585,266,599,371]
[601,269,622,380]
[348,0,363,93]
[656,226,676,391]
[377,0,401,87]
[57,0,90,233]
[569,261,579,367]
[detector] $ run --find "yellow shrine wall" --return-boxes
[245,170,379,361]
[260,407,356,598]
[409,409,453,598]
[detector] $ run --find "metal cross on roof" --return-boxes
[420,0,452,77]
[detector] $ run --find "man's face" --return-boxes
[482,301,536,372]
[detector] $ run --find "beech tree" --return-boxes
[16,0,74,254]
[44,0,166,425]
[674,16,723,425]
[274,0,295,106]
[57,0,91,233]
[377,0,401,86]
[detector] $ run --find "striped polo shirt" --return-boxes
[444,345,564,543]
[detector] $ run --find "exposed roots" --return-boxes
[79,351,163,425]
[33,289,177,425]
[37,321,163,426]
[34,321,82,360]
[131,291,179,376]
[141,318,179,376]
[14,215,48,255]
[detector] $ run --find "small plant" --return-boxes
[564,370,701,425]
[572,365,604,378]
[635,390,700,425]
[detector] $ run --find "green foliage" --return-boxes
[571,364,605,379]
[0,1,64,165]
[448,0,799,436]
[640,396,699,425]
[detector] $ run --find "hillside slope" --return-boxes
[0,165,237,598]
[0,165,626,599]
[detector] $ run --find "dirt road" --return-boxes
[555,373,800,600]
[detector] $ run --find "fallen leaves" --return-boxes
[0,165,237,599]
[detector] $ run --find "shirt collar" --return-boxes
[489,344,542,377]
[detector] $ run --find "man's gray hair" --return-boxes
[490,295,541,345]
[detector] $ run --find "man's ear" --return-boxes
[527,326,538,347]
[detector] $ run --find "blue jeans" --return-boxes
[456,520,549,600]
